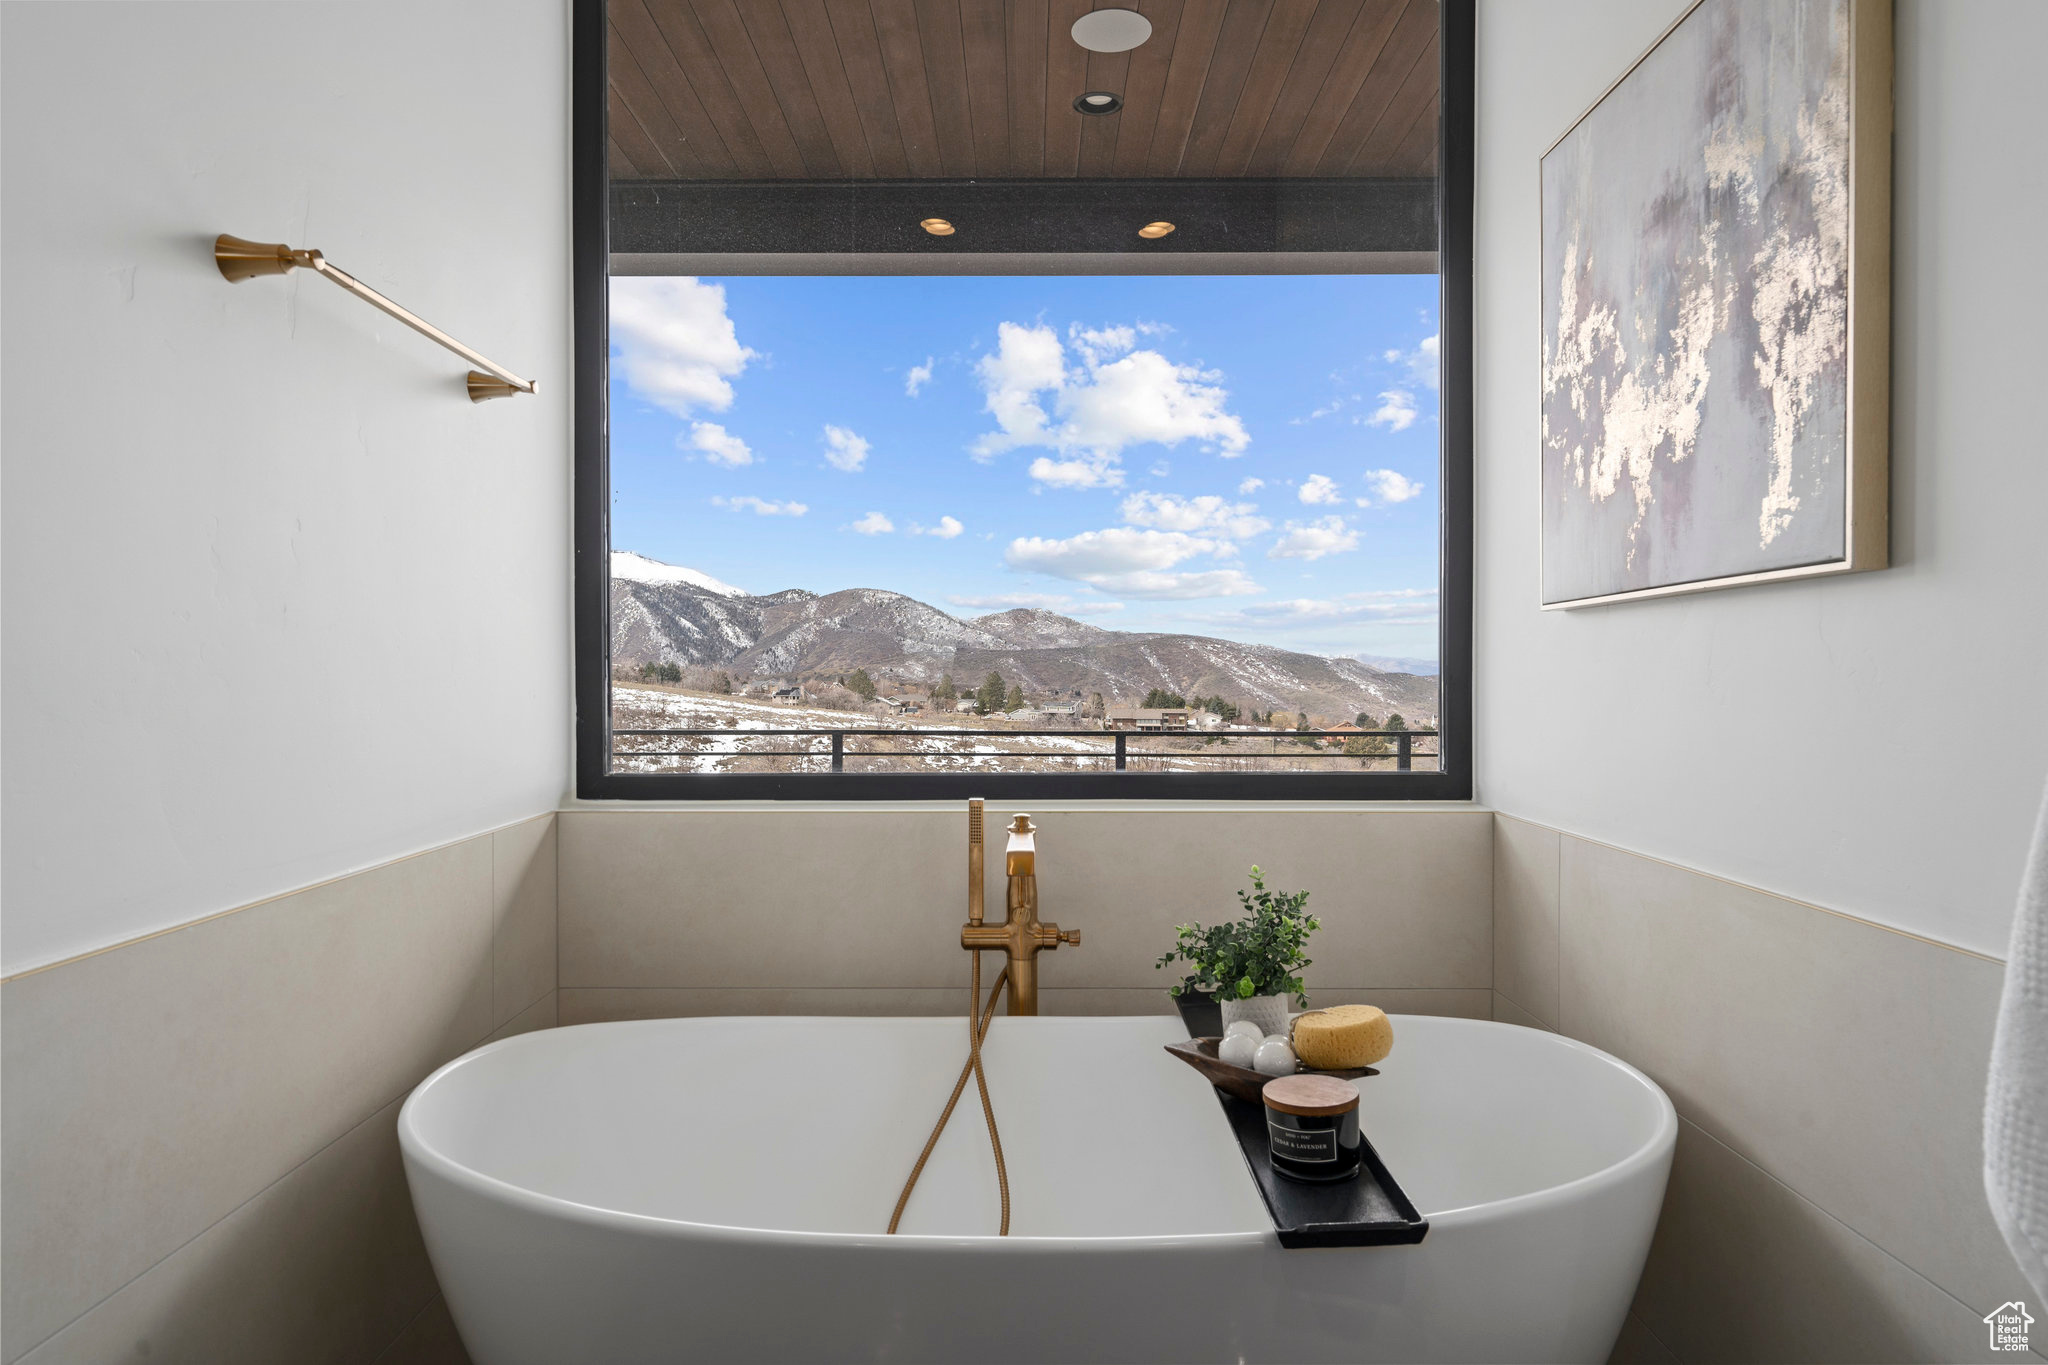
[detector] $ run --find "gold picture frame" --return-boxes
[1538,0,1891,609]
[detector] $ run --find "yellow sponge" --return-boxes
[1291,1005,1394,1069]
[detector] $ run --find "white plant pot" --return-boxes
[1218,993,1290,1038]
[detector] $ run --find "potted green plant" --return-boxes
[1156,866,1319,1039]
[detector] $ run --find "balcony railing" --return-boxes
[609,726,1440,775]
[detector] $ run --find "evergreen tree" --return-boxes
[846,668,877,700]
[1384,713,1408,731]
[1201,696,1240,722]
[1355,711,1376,728]
[976,670,1007,715]
[1141,687,1187,708]
[1005,683,1025,712]
[712,671,732,695]
[934,674,957,703]
[1087,691,1106,719]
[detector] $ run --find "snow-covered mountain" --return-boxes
[609,553,1438,723]
[609,551,746,598]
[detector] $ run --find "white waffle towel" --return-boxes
[1987,777,2048,1299]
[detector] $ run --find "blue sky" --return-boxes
[609,273,1441,662]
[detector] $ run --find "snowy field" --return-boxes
[608,687,1435,776]
[610,687,1117,774]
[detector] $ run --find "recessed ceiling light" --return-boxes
[1138,221,1176,239]
[919,217,955,236]
[1074,91,1123,116]
[1072,9,1153,53]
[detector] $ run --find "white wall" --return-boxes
[1473,0,2048,957]
[1,2,573,975]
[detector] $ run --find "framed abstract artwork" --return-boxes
[1539,0,1891,608]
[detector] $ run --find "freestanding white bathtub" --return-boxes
[400,1014,1674,1364]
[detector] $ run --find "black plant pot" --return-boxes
[1174,991,1224,1040]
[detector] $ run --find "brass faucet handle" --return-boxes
[1059,928,1081,946]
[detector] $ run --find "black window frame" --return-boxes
[572,0,1474,801]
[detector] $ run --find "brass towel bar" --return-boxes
[213,234,535,402]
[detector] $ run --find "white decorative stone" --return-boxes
[1224,1020,1265,1042]
[1252,1037,1297,1077]
[1217,1032,1261,1070]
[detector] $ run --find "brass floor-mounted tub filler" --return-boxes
[888,800,1080,1235]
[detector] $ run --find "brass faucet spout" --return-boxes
[961,808,1076,1016]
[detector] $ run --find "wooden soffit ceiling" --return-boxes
[606,0,1441,182]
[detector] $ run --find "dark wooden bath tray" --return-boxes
[1214,1091,1429,1248]
[1164,1036,1379,1105]
[1165,1038,1429,1249]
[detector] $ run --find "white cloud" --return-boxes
[1391,333,1440,390]
[904,357,934,396]
[1268,516,1360,560]
[912,515,964,539]
[711,495,806,516]
[1237,477,1265,494]
[1064,350,1250,456]
[973,321,1066,453]
[1293,398,1345,424]
[1069,323,1136,364]
[1004,527,1258,599]
[1027,455,1124,489]
[1120,491,1269,539]
[1297,474,1342,505]
[1365,389,1420,432]
[1085,569,1260,599]
[1359,468,1424,505]
[951,592,1073,610]
[1008,527,1220,575]
[686,421,754,467]
[973,321,1252,483]
[849,511,895,535]
[1199,588,1438,628]
[610,277,755,419]
[821,424,870,473]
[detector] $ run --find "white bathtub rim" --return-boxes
[397,1013,1676,1248]
[1398,1017,1677,1231]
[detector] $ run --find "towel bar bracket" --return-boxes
[214,233,535,402]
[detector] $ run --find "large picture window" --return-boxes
[573,0,1472,799]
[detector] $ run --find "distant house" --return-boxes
[873,695,907,712]
[1106,707,1191,732]
[955,699,979,714]
[771,684,804,704]
[1036,701,1080,722]
[1323,721,1364,747]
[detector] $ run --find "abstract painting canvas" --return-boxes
[1539,0,1890,607]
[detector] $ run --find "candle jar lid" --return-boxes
[1261,1073,1360,1117]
